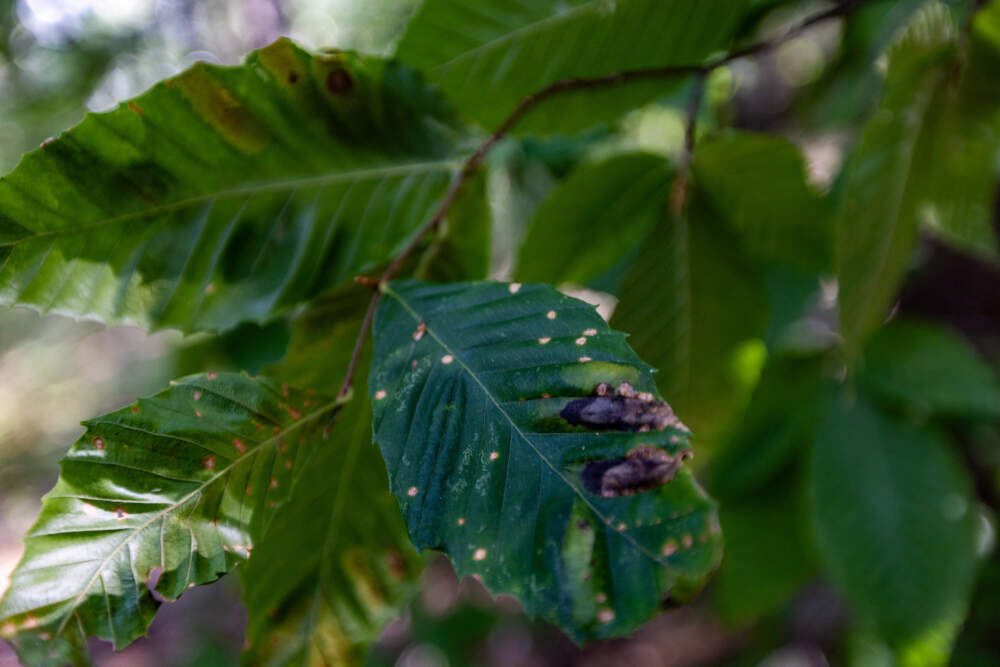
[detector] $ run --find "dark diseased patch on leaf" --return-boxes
[326,67,354,95]
[583,445,690,498]
[560,382,684,432]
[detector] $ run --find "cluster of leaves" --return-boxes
[1,0,999,665]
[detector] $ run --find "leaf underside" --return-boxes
[0,373,339,665]
[370,280,721,641]
[0,38,471,333]
[395,0,753,132]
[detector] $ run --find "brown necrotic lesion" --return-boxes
[582,445,691,498]
[559,382,684,432]
[561,382,692,497]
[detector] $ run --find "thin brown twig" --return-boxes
[335,0,871,402]
[336,290,381,399]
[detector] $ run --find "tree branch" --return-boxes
[335,0,871,402]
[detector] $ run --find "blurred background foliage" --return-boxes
[1,0,1000,665]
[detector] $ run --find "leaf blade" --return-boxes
[0,373,340,663]
[0,38,470,333]
[370,280,721,641]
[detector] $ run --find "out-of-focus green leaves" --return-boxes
[692,132,832,274]
[516,153,671,286]
[835,3,958,358]
[915,0,1000,259]
[713,473,817,626]
[0,373,341,665]
[371,280,721,641]
[0,38,471,333]
[613,196,768,445]
[709,354,832,501]
[415,172,492,283]
[809,393,979,646]
[858,320,1000,420]
[801,0,926,127]
[395,0,753,133]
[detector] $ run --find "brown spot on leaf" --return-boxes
[561,383,681,432]
[287,405,302,420]
[93,438,105,450]
[128,101,144,114]
[583,445,690,498]
[132,405,140,414]
[114,507,128,521]
[203,455,216,470]
[413,322,427,341]
[288,72,299,84]
[326,68,354,95]
[233,438,247,454]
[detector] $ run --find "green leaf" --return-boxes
[612,197,769,445]
[236,294,423,665]
[858,320,1000,420]
[692,132,832,274]
[516,153,671,286]
[370,280,721,641]
[712,473,817,625]
[0,373,340,664]
[835,4,957,356]
[0,38,471,333]
[801,0,926,127]
[809,393,979,645]
[394,0,752,133]
[916,0,1000,260]
[240,388,422,666]
[709,354,832,501]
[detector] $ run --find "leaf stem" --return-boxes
[336,0,871,401]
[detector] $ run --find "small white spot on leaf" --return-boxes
[578,356,592,362]
[489,451,499,461]
[538,337,551,345]
[408,486,419,497]
[441,355,454,365]
[583,328,598,337]
[575,337,587,346]
[374,390,387,400]
[597,609,615,623]
[473,548,487,561]
[546,310,557,320]
[508,283,522,294]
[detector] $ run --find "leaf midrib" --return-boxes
[383,284,669,566]
[0,159,461,248]
[431,0,606,73]
[51,391,343,638]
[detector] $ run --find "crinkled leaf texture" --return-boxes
[370,280,721,641]
[0,373,341,665]
[0,38,472,333]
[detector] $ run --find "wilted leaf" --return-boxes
[370,280,721,641]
